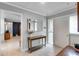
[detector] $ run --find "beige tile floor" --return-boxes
[0,36,63,56]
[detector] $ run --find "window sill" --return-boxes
[70,32,79,35]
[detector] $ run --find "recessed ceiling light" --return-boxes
[40,2,46,4]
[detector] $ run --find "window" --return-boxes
[69,14,77,33]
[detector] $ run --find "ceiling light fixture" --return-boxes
[40,2,46,4]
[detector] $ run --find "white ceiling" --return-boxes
[5,2,76,16]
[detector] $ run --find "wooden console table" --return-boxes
[28,35,46,53]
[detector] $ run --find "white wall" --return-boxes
[70,34,79,47]
[0,10,5,43]
[4,11,21,22]
[0,10,1,34]
[21,13,46,51]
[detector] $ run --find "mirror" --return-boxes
[27,19,38,33]
[27,18,43,33]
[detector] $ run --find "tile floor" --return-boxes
[0,36,63,56]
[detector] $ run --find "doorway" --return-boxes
[4,20,21,50]
[13,22,21,36]
[0,10,22,52]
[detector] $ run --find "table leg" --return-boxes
[42,38,43,45]
[45,37,46,46]
[28,39,29,50]
[29,40,32,52]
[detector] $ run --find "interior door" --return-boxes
[53,16,69,48]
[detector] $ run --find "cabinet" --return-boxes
[4,31,10,40]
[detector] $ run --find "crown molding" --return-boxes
[2,2,46,16]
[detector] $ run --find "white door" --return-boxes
[53,15,69,48]
[48,19,53,44]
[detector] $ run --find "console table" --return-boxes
[28,35,46,53]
